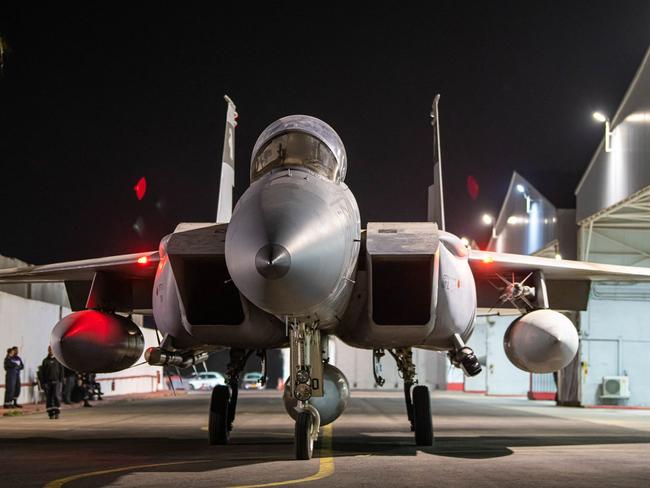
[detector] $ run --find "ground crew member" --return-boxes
[39,346,64,419]
[4,348,15,408]
[10,346,24,407]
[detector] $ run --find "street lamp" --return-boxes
[592,111,612,153]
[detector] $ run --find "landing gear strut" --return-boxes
[208,348,253,445]
[387,347,433,446]
[288,321,324,460]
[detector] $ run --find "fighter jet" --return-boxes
[2,95,650,460]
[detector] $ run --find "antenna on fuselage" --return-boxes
[216,95,238,223]
[428,94,446,231]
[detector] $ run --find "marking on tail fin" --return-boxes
[217,95,238,223]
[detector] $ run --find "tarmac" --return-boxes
[0,389,649,487]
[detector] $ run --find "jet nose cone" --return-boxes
[255,244,291,280]
[225,174,351,317]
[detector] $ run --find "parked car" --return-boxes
[242,372,265,390]
[188,372,226,390]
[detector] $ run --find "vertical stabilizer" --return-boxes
[216,95,238,223]
[427,94,445,231]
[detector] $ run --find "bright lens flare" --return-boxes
[482,214,493,225]
[137,256,149,265]
[482,255,494,264]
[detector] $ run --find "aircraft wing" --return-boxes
[0,252,159,312]
[469,250,650,280]
[469,250,650,310]
[0,251,159,283]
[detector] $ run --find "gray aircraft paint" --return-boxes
[4,104,650,375]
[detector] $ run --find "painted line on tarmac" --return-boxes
[43,424,335,488]
[226,423,335,488]
[43,460,213,488]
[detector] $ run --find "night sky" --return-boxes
[1,3,649,264]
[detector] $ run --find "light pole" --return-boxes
[593,112,612,153]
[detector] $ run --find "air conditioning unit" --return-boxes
[600,376,630,399]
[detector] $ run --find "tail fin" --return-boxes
[216,95,238,223]
[427,94,446,231]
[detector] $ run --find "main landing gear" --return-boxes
[375,348,433,445]
[385,348,434,446]
[209,348,262,445]
[373,339,482,448]
[288,321,325,460]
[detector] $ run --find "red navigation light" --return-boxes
[137,256,149,265]
[134,177,147,201]
[467,175,479,201]
[482,255,494,264]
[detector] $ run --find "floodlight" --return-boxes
[592,112,607,123]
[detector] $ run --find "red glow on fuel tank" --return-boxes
[467,175,479,200]
[134,177,147,201]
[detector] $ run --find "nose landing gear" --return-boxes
[288,321,325,460]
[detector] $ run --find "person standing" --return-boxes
[10,346,24,408]
[3,348,17,408]
[40,346,64,419]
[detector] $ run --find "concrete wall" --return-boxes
[463,314,530,395]
[0,291,163,405]
[579,282,650,407]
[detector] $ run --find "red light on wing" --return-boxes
[134,177,147,201]
[482,255,494,264]
[137,256,149,265]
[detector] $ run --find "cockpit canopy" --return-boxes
[251,115,347,183]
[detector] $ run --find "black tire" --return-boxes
[295,411,314,460]
[209,385,230,445]
[412,385,433,446]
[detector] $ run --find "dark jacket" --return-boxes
[13,355,24,371]
[4,355,17,374]
[40,355,64,383]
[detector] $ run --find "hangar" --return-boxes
[461,46,650,407]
